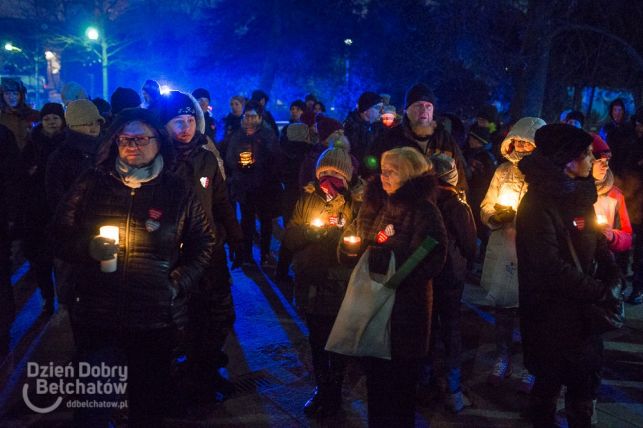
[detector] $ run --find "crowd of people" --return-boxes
[1,74,642,427]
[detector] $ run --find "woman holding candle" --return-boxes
[516,124,622,427]
[284,142,358,418]
[355,147,447,427]
[479,116,545,392]
[51,108,216,425]
[591,134,633,254]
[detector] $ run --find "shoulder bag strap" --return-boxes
[384,235,439,290]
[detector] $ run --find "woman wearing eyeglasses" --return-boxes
[51,108,216,426]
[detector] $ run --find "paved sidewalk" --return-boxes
[1,254,642,427]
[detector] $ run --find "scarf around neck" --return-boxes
[116,154,164,188]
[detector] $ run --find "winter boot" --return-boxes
[518,369,535,394]
[445,389,472,414]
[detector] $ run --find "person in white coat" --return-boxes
[479,116,545,392]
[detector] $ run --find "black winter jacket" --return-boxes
[51,163,216,332]
[173,133,242,247]
[45,129,101,212]
[284,183,357,315]
[516,152,620,375]
[343,110,382,175]
[357,174,447,359]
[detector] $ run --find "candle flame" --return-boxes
[497,190,518,208]
[343,235,361,244]
[597,214,608,225]
[310,218,324,228]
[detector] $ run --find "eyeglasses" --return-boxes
[117,135,157,147]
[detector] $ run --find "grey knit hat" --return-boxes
[65,99,105,127]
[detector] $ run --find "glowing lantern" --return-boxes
[239,151,255,167]
[342,235,362,255]
[497,189,519,210]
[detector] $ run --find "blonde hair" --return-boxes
[381,147,431,183]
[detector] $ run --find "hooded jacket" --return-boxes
[357,174,447,359]
[0,82,39,151]
[51,114,216,332]
[516,151,620,375]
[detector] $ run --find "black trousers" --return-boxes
[239,198,273,258]
[531,341,602,428]
[363,357,422,428]
[632,223,643,294]
[306,314,345,385]
[72,325,177,428]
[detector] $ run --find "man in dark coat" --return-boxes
[343,91,383,175]
[0,123,19,357]
[599,98,635,178]
[225,100,282,267]
[192,88,216,142]
[516,124,623,427]
[160,90,243,398]
[22,103,67,316]
[367,83,468,193]
[51,108,216,425]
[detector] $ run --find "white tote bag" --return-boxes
[325,248,397,360]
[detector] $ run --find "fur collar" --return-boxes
[364,173,438,209]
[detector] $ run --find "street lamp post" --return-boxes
[86,26,109,99]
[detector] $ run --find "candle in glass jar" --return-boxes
[596,214,608,225]
[342,235,362,255]
[99,226,119,273]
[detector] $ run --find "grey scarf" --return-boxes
[115,155,164,188]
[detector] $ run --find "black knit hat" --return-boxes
[357,91,382,113]
[534,124,593,166]
[192,88,210,101]
[40,102,65,121]
[159,91,196,124]
[404,83,436,109]
[110,87,141,115]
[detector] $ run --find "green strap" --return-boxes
[384,235,439,289]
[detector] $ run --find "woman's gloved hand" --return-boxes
[89,236,118,261]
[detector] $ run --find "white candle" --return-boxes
[597,214,608,225]
[99,226,119,273]
[342,235,362,255]
[497,190,518,209]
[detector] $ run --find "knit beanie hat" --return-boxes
[316,116,343,143]
[65,99,105,127]
[286,123,310,143]
[315,144,353,182]
[468,124,491,145]
[40,102,65,121]
[404,83,436,109]
[430,153,458,187]
[534,124,593,167]
[591,133,611,159]
[159,91,196,124]
[382,105,397,116]
[60,82,88,105]
[142,80,160,97]
[110,87,141,115]
[192,88,211,101]
[357,91,382,113]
